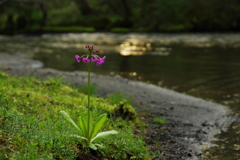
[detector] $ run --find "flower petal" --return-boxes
[75,55,82,63]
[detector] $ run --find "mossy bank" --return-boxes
[0,71,152,160]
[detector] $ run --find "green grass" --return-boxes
[154,118,166,125]
[0,72,151,160]
[76,83,98,96]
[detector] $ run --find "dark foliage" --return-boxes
[1,0,240,34]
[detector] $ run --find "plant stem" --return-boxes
[87,59,92,111]
[87,52,92,140]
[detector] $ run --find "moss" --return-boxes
[0,71,150,159]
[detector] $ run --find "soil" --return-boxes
[0,53,235,160]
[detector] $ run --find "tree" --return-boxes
[0,0,47,33]
[0,0,12,7]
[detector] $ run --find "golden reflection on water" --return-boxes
[120,72,137,76]
[119,72,143,81]
[119,40,171,56]
[120,41,144,55]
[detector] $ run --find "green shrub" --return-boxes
[43,26,95,32]
[110,27,130,33]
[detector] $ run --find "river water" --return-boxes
[0,33,240,159]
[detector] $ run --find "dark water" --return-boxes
[0,33,240,159]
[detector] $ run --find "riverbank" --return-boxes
[0,53,235,159]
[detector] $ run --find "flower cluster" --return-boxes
[75,45,106,66]
[61,45,117,151]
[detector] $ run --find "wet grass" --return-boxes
[0,72,151,160]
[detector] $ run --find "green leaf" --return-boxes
[82,109,93,139]
[91,130,118,143]
[79,116,87,137]
[87,110,93,138]
[69,135,88,141]
[59,111,82,134]
[95,143,104,149]
[89,143,97,150]
[90,114,107,139]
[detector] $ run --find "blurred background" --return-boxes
[1,0,240,34]
[1,0,240,159]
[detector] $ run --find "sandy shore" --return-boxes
[0,53,234,160]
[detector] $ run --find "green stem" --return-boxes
[87,52,92,141]
[87,59,92,111]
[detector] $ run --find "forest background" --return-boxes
[1,0,240,34]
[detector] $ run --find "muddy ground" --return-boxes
[0,53,235,160]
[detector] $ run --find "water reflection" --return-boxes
[120,40,171,56]
[119,72,142,81]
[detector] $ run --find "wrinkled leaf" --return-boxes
[91,130,118,143]
[59,111,82,134]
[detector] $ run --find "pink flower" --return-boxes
[91,55,97,62]
[82,57,90,63]
[75,55,82,63]
[75,46,105,65]
[86,45,94,51]
[96,56,106,66]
